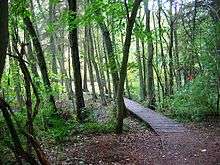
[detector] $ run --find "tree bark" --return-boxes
[49,0,58,77]
[103,41,112,98]
[158,0,169,97]
[99,21,119,99]
[0,0,8,83]
[85,27,97,100]
[141,41,147,98]
[83,39,89,92]
[144,1,155,107]
[168,0,174,95]
[116,0,141,134]
[136,37,144,100]
[0,98,39,164]
[23,16,57,111]
[68,0,85,122]
[88,27,107,105]
[174,1,181,89]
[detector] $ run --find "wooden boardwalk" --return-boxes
[124,98,187,134]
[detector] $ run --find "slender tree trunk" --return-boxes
[68,0,85,122]
[23,16,57,111]
[85,27,97,100]
[13,42,34,154]
[49,0,58,77]
[0,0,8,83]
[168,0,174,95]
[26,35,40,80]
[116,0,141,134]
[103,41,112,98]
[67,46,76,110]
[125,76,131,99]
[88,27,107,105]
[57,42,71,97]
[136,37,144,100]
[99,22,119,99]
[8,42,24,107]
[83,38,89,92]
[144,1,155,107]
[0,98,39,164]
[174,1,181,89]
[94,29,108,95]
[141,41,147,98]
[153,13,161,102]
[158,0,169,97]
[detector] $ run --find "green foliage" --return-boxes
[77,121,116,134]
[75,106,116,134]
[162,74,218,122]
[32,104,116,143]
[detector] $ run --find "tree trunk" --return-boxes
[49,0,58,77]
[141,41,147,98]
[136,37,144,100]
[67,46,76,110]
[88,27,107,105]
[99,22,119,99]
[144,1,155,107]
[23,16,57,111]
[83,38,89,92]
[0,0,8,83]
[168,0,174,95]
[8,41,24,107]
[174,1,181,89]
[116,0,141,134]
[152,13,161,102]
[158,0,169,97]
[68,0,85,122]
[85,27,97,100]
[103,41,112,98]
[57,41,71,98]
[94,29,108,96]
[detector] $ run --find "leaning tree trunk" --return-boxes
[23,16,57,111]
[68,0,85,122]
[99,22,119,99]
[116,0,142,134]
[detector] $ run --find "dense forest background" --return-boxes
[0,0,220,163]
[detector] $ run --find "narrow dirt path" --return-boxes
[46,99,220,164]
[46,122,220,164]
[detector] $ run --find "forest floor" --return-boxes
[45,99,220,165]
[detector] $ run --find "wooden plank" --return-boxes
[124,98,187,133]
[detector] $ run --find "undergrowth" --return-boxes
[0,101,116,162]
[159,74,219,122]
